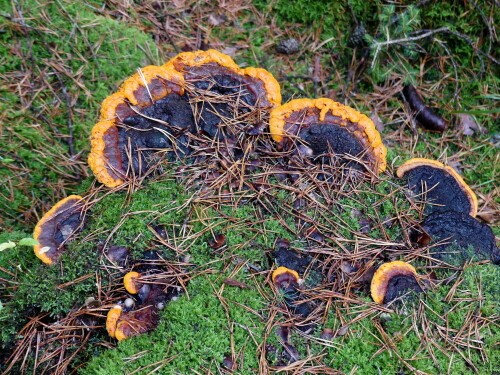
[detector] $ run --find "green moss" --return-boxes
[0,0,157,231]
[315,263,500,374]
[82,273,268,374]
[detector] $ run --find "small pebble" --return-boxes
[276,38,300,55]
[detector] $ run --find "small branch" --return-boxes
[373,27,449,48]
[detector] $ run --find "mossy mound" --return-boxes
[2,167,498,374]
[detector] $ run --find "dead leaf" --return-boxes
[340,261,358,274]
[276,326,290,343]
[476,210,495,223]
[276,238,290,249]
[304,226,325,242]
[447,160,463,175]
[283,343,300,362]
[222,355,237,370]
[208,13,227,26]
[336,325,349,337]
[209,233,226,248]
[320,328,334,340]
[458,113,486,136]
[358,217,372,233]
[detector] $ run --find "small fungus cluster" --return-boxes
[106,267,175,341]
[31,50,498,344]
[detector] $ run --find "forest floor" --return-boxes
[0,0,498,374]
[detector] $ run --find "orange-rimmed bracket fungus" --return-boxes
[272,266,300,290]
[164,49,281,138]
[33,195,86,264]
[396,158,478,216]
[413,211,500,265]
[269,98,387,174]
[371,261,424,304]
[89,65,188,188]
[89,49,281,188]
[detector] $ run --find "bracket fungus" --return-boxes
[89,66,188,188]
[89,49,281,188]
[164,49,281,141]
[396,158,477,216]
[269,98,387,174]
[371,261,423,304]
[33,195,86,264]
[414,211,500,265]
[105,305,122,339]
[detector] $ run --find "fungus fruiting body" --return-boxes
[272,266,300,289]
[105,305,122,338]
[272,267,313,323]
[124,272,142,294]
[114,305,159,341]
[89,50,281,188]
[396,158,477,216]
[33,195,86,264]
[165,49,281,107]
[164,50,280,140]
[415,211,500,265]
[106,303,160,341]
[273,247,311,274]
[371,261,422,304]
[269,98,386,174]
[89,66,188,188]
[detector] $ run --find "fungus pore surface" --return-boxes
[269,99,386,173]
[397,159,477,216]
[417,211,500,265]
[119,93,195,175]
[383,274,423,304]
[90,50,280,187]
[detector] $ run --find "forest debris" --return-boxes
[458,113,486,136]
[276,38,300,55]
[402,84,447,132]
[209,233,226,249]
[223,278,252,289]
[208,13,227,26]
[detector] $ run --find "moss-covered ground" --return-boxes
[0,0,498,374]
